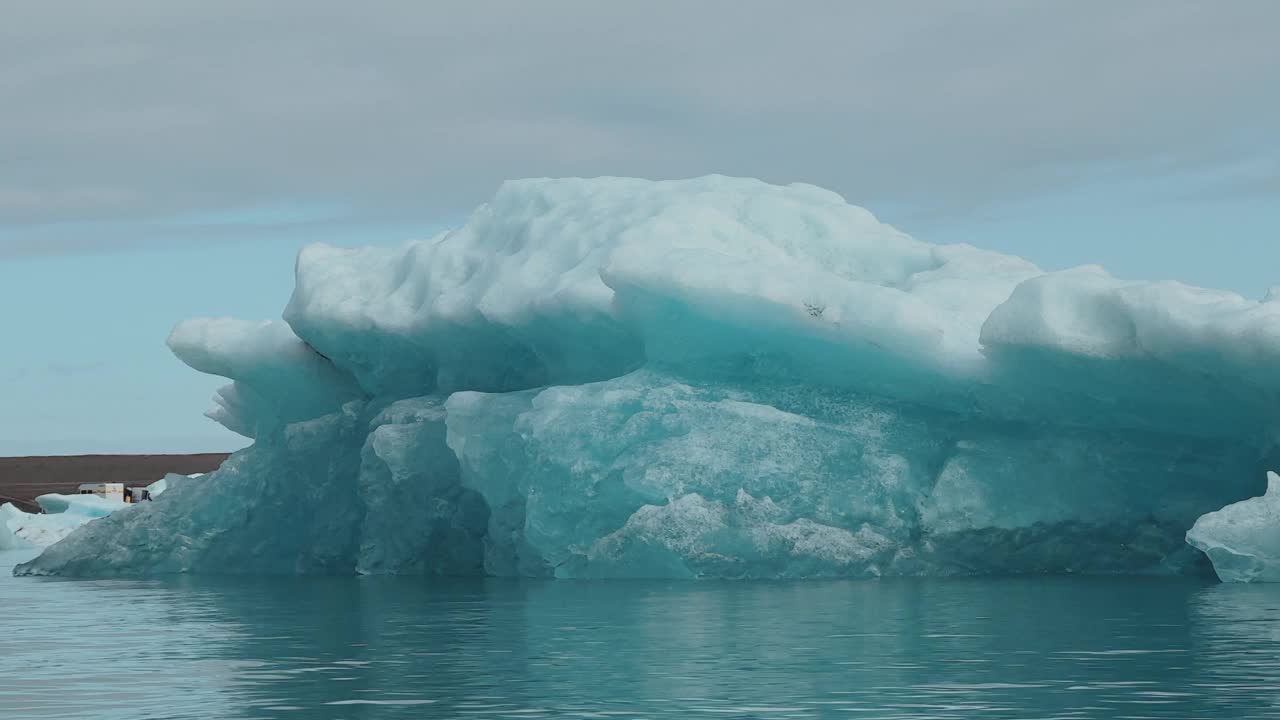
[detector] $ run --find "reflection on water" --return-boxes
[4,549,1280,718]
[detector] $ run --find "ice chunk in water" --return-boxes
[1187,472,1280,583]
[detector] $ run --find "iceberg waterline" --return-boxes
[17,176,1280,578]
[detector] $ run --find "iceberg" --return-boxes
[1186,472,1280,582]
[33,493,129,518]
[1,494,126,549]
[17,176,1280,578]
[1,475,187,550]
[1,503,40,550]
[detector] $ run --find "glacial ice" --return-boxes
[1,475,184,550]
[1186,472,1280,582]
[0,503,40,550]
[16,176,1280,579]
[1,494,125,549]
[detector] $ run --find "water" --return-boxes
[4,551,1280,719]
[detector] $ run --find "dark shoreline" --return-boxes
[0,454,229,513]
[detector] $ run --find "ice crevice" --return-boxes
[15,175,1280,580]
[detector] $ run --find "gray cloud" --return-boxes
[2,1,1278,253]
[44,360,107,377]
[11,361,107,378]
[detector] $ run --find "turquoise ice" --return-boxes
[18,176,1280,578]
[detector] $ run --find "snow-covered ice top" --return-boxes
[280,176,1041,396]
[177,175,1280,440]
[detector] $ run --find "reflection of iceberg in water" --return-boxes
[18,176,1280,578]
[12,568,1280,717]
[1189,583,1280,715]
[169,578,1280,717]
[0,551,243,718]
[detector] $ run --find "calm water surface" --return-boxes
[4,550,1280,719]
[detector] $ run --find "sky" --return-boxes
[1,1,1277,455]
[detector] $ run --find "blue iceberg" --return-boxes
[17,176,1280,578]
[1187,472,1280,582]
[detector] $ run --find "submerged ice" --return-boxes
[17,176,1280,579]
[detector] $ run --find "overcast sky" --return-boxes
[2,1,1278,454]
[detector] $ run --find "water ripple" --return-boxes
[5,552,1280,718]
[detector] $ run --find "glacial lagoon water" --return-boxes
[5,550,1280,719]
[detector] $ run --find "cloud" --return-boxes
[10,361,107,378]
[0,186,145,222]
[2,1,1278,254]
[44,360,107,377]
